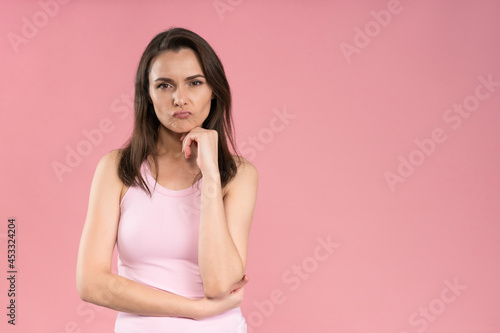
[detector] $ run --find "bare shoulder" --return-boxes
[224,155,258,196]
[92,149,125,197]
[233,155,258,178]
[99,149,122,167]
[95,149,122,179]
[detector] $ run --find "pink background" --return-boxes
[2,0,500,332]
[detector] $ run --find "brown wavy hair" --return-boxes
[117,27,241,197]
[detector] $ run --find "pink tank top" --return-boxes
[115,160,247,332]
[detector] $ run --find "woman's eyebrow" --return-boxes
[154,74,205,82]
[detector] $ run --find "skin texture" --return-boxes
[76,48,258,319]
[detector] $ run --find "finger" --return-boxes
[240,276,249,286]
[231,276,249,292]
[182,137,192,158]
[236,274,248,285]
[231,284,246,294]
[233,283,247,293]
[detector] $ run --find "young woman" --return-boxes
[76,27,258,332]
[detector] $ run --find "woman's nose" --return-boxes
[173,87,187,107]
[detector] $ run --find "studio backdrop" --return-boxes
[1,0,500,332]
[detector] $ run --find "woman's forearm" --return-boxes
[78,272,201,319]
[198,172,245,298]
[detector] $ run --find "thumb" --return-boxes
[238,275,249,287]
[231,275,249,291]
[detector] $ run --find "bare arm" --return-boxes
[76,150,245,319]
[198,157,258,298]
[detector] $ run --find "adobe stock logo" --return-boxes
[213,0,243,21]
[7,0,71,54]
[384,74,499,192]
[245,234,340,332]
[400,277,467,333]
[52,92,133,182]
[238,106,296,162]
[339,0,404,63]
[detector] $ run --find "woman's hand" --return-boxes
[194,275,249,320]
[180,127,219,175]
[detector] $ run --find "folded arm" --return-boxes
[76,150,243,319]
[198,156,258,298]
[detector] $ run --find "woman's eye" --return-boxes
[190,80,203,86]
[158,83,171,89]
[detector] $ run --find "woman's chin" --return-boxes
[162,125,189,134]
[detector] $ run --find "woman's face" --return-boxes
[148,48,213,134]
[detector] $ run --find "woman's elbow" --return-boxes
[76,274,93,303]
[203,280,238,299]
[76,269,103,304]
[203,279,232,299]
[204,286,227,299]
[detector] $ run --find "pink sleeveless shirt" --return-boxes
[115,160,247,333]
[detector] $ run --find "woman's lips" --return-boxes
[173,111,191,118]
